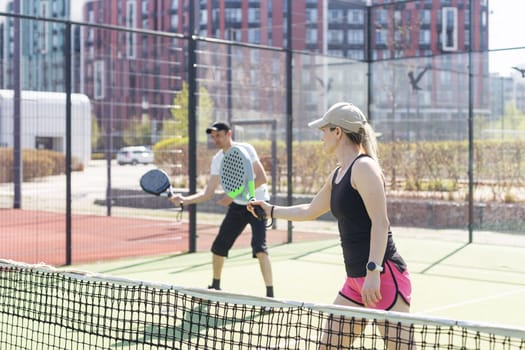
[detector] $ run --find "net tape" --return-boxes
[1,259,524,349]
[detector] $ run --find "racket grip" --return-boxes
[253,204,267,221]
[160,188,174,198]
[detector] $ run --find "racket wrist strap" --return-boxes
[263,205,275,228]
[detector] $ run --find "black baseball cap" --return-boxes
[206,121,231,134]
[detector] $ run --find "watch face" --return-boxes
[367,262,383,272]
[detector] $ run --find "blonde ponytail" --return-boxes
[361,123,378,162]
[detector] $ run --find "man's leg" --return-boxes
[250,213,274,297]
[209,253,225,289]
[210,204,247,290]
[255,251,274,297]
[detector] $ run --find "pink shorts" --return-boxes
[339,260,412,310]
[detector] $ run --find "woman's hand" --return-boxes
[361,273,382,308]
[247,200,272,219]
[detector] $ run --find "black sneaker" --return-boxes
[208,285,221,290]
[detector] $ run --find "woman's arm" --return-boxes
[352,157,389,308]
[248,169,336,221]
[352,157,389,266]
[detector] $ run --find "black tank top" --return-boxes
[330,154,407,277]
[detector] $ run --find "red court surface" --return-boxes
[0,209,333,266]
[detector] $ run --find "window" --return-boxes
[225,9,241,22]
[347,50,363,60]
[328,30,343,44]
[306,28,317,44]
[375,9,387,25]
[441,7,457,51]
[440,70,452,85]
[348,9,364,24]
[394,11,402,25]
[126,0,137,59]
[328,9,343,23]
[250,50,260,64]
[419,29,430,46]
[375,29,386,45]
[419,10,431,25]
[52,32,60,48]
[250,69,260,84]
[347,29,364,44]
[248,8,260,23]
[326,50,341,57]
[200,9,207,25]
[171,14,178,29]
[39,1,49,54]
[87,28,94,42]
[272,58,281,87]
[35,137,54,151]
[248,28,260,44]
[94,60,105,100]
[306,9,317,24]
[394,31,403,44]
[249,90,260,109]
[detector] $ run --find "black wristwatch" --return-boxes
[366,261,384,272]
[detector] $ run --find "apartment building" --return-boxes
[0,0,489,144]
[2,0,73,92]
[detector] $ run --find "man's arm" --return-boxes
[170,174,220,206]
[252,159,268,189]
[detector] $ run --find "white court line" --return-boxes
[422,287,525,313]
[130,236,183,243]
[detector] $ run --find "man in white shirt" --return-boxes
[170,121,274,298]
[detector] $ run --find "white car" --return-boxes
[116,146,154,165]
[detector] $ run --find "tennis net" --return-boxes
[1,259,524,349]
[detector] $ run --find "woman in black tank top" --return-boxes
[248,102,413,349]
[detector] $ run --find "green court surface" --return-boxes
[73,226,525,331]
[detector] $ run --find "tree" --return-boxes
[122,114,152,146]
[163,81,214,143]
[91,115,101,151]
[504,101,525,131]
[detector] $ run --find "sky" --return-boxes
[487,1,525,76]
[0,0,523,76]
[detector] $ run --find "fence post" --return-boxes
[286,0,293,243]
[187,1,198,253]
[65,21,73,265]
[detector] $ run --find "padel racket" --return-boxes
[140,169,174,197]
[220,145,266,220]
[140,169,183,220]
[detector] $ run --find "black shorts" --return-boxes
[211,202,268,258]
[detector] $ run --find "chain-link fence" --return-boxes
[1,0,524,265]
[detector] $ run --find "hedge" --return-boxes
[153,138,525,203]
[0,148,82,183]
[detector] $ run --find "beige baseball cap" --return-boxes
[308,102,367,133]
